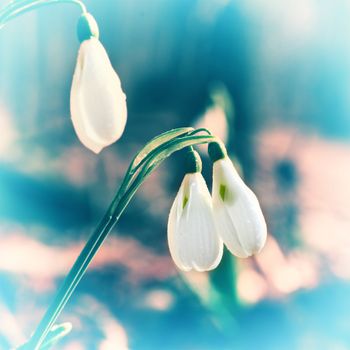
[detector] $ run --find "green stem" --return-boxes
[26,214,115,349]
[0,0,86,28]
[24,130,216,350]
[188,127,212,136]
[114,128,194,206]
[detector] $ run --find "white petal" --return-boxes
[212,158,267,257]
[70,37,127,153]
[167,173,223,271]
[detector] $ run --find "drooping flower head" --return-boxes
[208,142,267,258]
[70,13,127,153]
[167,149,223,271]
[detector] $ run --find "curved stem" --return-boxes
[24,130,216,350]
[0,0,86,28]
[108,134,216,215]
[188,127,212,136]
[114,128,193,207]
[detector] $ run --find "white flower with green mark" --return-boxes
[167,151,223,271]
[209,142,267,258]
[70,13,127,154]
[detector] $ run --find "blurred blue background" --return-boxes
[1,0,350,349]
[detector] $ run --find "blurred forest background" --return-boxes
[1,0,350,349]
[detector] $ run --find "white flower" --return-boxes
[168,172,223,271]
[70,37,127,153]
[212,155,267,258]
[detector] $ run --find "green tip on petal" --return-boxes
[182,195,189,209]
[77,13,99,43]
[184,149,202,173]
[219,184,227,201]
[208,141,227,162]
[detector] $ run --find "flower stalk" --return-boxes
[0,0,86,29]
[18,128,217,349]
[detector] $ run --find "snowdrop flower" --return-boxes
[167,150,223,271]
[209,142,267,258]
[70,13,127,153]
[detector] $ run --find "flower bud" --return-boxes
[167,151,223,271]
[70,35,127,153]
[209,142,267,258]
